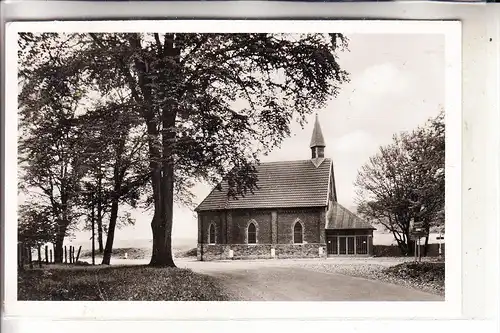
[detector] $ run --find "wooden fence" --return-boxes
[17,243,82,269]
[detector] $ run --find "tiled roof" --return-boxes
[195,158,332,211]
[309,114,326,148]
[326,201,376,230]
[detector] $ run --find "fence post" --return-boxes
[70,246,74,264]
[37,245,42,268]
[49,249,53,263]
[45,245,49,264]
[64,246,67,264]
[76,246,82,263]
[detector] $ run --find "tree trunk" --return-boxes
[150,37,179,267]
[102,195,119,265]
[54,232,65,263]
[149,164,176,267]
[37,245,42,268]
[18,243,23,270]
[91,196,96,265]
[150,82,177,268]
[423,235,429,257]
[28,247,33,269]
[101,167,123,266]
[97,214,104,253]
[97,173,104,253]
[127,33,179,268]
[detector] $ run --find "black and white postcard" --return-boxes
[4,20,462,321]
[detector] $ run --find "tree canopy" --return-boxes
[18,32,350,265]
[355,110,445,255]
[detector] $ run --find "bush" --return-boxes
[384,262,445,284]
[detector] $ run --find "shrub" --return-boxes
[384,262,445,284]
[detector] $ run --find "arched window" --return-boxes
[294,222,303,244]
[208,224,216,244]
[247,223,256,244]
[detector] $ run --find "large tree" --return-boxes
[20,33,350,266]
[73,96,150,264]
[19,33,150,264]
[355,111,445,255]
[17,34,91,262]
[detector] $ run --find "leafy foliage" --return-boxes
[18,32,350,266]
[18,36,91,258]
[18,204,57,246]
[355,110,445,255]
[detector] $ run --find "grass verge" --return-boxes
[381,261,445,295]
[18,265,230,301]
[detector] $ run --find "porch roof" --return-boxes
[326,202,376,230]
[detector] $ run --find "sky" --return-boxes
[66,33,445,247]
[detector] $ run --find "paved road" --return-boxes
[81,257,443,301]
[179,260,443,301]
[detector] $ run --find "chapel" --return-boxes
[195,115,376,260]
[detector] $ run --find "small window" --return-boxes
[248,223,256,244]
[294,222,303,244]
[208,224,215,244]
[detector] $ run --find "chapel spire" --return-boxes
[310,114,326,159]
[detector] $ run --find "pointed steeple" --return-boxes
[310,114,326,159]
[309,114,326,149]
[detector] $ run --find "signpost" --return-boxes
[410,221,427,262]
[437,232,444,257]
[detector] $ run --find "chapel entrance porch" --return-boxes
[325,229,374,256]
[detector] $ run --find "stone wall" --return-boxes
[275,243,326,259]
[198,243,327,261]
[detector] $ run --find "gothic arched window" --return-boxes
[208,224,216,244]
[248,223,257,244]
[294,222,303,244]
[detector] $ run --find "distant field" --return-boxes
[79,246,196,261]
[64,237,196,252]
